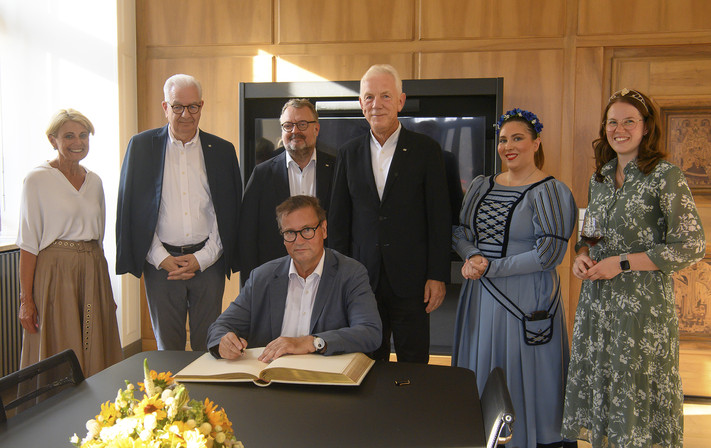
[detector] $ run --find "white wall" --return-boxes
[0,0,140,348]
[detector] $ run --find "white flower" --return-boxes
[86,419,101,439]
[144,413,158,431]
[70,434,79,444]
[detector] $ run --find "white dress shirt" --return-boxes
[369,122,402,200]
[280,251,326,337]
[146,127,223,271]
[285,149,317,197]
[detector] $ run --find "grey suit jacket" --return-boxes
[207,248,382,356]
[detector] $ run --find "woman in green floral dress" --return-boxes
[561,89,705,448]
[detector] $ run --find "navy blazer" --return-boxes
[207,248,382,356]
[116,125,242,278]
[238,149,335,284]
[328,126,451,298]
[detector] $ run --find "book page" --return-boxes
[262,352,374,385]
[174,349,268,382]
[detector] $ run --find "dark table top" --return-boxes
[0,351,485,447]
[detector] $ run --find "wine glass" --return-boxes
[580,212,603,247]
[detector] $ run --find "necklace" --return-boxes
[508,167,538,186]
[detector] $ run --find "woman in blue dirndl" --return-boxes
[452,109,577,448]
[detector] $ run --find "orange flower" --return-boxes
[203,398,233,436]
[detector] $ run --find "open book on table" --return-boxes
[174,348,375,386]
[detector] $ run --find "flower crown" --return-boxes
[609,88,648,113]
[495,108,543,135]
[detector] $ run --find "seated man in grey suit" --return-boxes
[207,195,381,362]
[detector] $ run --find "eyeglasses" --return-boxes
[281,222,322,242]
[281,120,317,132]
[604,118,643,131]
[168,103,202,114]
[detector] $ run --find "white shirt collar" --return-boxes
[167,125,200,147]
[285,148,317,170]
[289,249,326,280]
[369,122,402,149]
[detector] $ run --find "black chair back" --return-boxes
[0,348,84,422]
[480,367,515,448]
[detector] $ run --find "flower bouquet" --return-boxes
[70,359,243,448]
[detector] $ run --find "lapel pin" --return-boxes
[402,148,408,152]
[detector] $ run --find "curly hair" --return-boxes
[593,89,666,182]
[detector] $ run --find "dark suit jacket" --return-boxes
[238,149,335,284]
[116,125,242,278]
[328,126,451,298]
[207,248,382,356]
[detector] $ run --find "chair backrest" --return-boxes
[0,348,84,422]
[480,367,515,448]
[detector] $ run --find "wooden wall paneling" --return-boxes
[420,49,566,178]
[611,59,651,93]
[661,1,711,34]
[419,0,566,40]
[275,54,414,82]
[649,59,711,96]
[137,0,273,46]
[277,0,415,44]
[142,56,274,146]
[573,47,605,204]
[578,0,711,36]
[568,46,605,341]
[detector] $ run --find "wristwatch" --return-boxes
[312,336,326,353]
[619,253,631,272]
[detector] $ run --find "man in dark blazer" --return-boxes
[116,74,242,351]
[208,195,381,361]
[239,98,334,285]
[328,64,451,364]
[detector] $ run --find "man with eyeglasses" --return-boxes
[238,98,335,285]
[117,74,242,351]
[207,195,381,361]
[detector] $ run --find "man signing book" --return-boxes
[207,195,382,362]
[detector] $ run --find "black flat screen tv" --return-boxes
[238,78,504,207]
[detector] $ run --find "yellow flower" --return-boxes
[203,398,234,436]
[96,400,120,427]
[72,361,241,448]
[133,395,167,422]
[138,370,174,392]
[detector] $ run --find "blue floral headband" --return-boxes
[495,108,543,136]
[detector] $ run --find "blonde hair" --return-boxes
[46,109,95,138]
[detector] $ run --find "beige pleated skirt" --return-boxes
[20,240,123,378]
